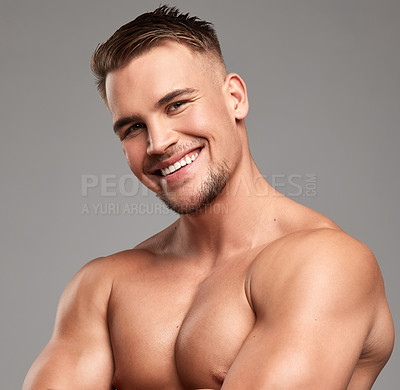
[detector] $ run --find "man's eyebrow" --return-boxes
[155,88,198,109]
[113,115,141,134]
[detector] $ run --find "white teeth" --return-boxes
[161,168,168,176]
[161,150,200,177]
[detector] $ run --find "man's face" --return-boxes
[106,41,242,214]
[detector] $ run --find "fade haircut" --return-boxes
[90,5,226,104]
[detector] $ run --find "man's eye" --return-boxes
[168,101,186,112]
[122,123,146,139]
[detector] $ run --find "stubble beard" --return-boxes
[157,162,230,215]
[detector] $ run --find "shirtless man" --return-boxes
[23,6,394,390]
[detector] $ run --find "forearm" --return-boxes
[23,342,114,390]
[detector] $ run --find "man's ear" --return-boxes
[224,73,249,120]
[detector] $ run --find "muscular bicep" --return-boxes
[222,230,380,389]
[23,258,114,390]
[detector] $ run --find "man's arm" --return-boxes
[23,258,114,390]
[221,228,392,389]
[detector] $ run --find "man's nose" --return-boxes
[146,119,178,155]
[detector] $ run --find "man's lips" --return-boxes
[148,147,203,175]
[160,150,200,176]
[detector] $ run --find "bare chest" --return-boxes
[108,263,255,390]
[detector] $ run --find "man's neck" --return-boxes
[175,157,286,263]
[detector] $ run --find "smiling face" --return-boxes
[106,41,248,214]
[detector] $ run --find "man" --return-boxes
[23,5,394,389]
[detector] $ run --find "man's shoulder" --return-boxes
[248,227,381,313]
[76,221,179,289]
[272,226,373,261]
[81,247,156,276]
[250,227,379,284]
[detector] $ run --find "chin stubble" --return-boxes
[157,163,230,215]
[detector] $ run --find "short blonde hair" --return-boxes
[90,5,226,104]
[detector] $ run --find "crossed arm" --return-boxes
[23,230,392,389]
[23,258,114,390]
[220,229,392,389]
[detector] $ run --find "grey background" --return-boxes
[1,0,398,388]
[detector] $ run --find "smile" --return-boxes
[160,151,199,176]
